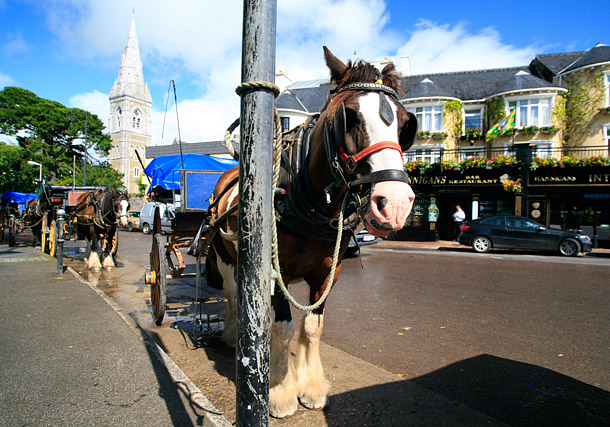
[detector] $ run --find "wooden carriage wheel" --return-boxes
[150,233,168,326]
[41,214,48,253]
[48,219,57,257]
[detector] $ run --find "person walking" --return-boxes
[453,205,466,241]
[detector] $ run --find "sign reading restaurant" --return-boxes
[409,175,500,185]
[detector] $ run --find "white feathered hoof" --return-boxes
[102,255,115,270]
[269,393,298,419]
[88,251,102,271]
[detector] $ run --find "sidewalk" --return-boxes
[0,243,228,427]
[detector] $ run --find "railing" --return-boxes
[404,146,610,165]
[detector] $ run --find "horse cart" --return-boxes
[142,154,238,325]
[31,185,107,257]
[1,191,37,246]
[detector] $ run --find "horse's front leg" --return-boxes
[294,285,332,410]
[87,227,102,271]
[101,229,117,270]
[269,295,298,418]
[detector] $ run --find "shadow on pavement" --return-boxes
[325,354,610,426]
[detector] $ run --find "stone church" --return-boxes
[107,14,152,194]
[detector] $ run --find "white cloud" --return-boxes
[51,2,542,147]
[69,90,110,129]
[394,20,538,74]
[0,71,15,88]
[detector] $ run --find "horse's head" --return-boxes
[113,191,130,227]
[322,47,416,237]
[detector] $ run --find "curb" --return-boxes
[66,266,232,427]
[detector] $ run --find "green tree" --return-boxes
[53,164,124,190]
[0,87,111,183]
[0,143,39,193]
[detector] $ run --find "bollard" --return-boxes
[56,209,65,274]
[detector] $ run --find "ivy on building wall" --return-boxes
[564,72,604,145]
[486,98,506,128]
[443,100,463,137]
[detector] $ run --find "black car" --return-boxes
[458,215,593,256]
[344,230,383,257]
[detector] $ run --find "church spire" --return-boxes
[110,13,152,103]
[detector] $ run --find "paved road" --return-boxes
[115,230,610,425]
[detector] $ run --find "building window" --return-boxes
[403,145,443,163]
[116,106,122,128]
[603,125,610,153]
[464,107,483,129]
[604,71,610,107]
[460,147,485,160]
[408,106,443,132]
[281,117,290,132]
[132,109,141,129]
[509,98,551,128]
[134,167,140,178]
[531,141,553,159]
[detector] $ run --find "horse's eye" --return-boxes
[344,107,359,132]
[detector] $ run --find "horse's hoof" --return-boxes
[269,401,298,419]
[299,395,329,410]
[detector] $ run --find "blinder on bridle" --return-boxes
[326,82,417,189]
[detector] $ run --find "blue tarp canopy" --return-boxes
[145,154,238,193]
[1,191,38,214]
[1,191,38,204]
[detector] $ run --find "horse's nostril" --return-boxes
[377,197,388,210]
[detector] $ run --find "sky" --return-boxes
[1,0,609,149]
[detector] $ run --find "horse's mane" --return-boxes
[336,60,401,92]
[323,58,403,112]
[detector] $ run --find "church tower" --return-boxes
[108,13,152,194]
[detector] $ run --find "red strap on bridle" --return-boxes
[338,141,403,165]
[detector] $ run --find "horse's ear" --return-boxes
[333,102,346,147]
[323,46,347,83]
[399,111,417,151]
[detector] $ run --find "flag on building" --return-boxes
[485,109,516,141]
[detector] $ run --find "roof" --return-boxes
[533,52,584,76]
[561,44,610,73]
[276,82,334,113]
[493,70,556,95]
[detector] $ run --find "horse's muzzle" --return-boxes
[369,219,394,231]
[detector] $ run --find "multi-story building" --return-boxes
[107,14,152,195]
[275,44,610,243]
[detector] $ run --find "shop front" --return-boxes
[528,166,610,247]
[392,167,522,241]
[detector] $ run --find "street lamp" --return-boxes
[27,161,43,182]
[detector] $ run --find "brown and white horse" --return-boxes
[207,47,417,418]
[73,189,129,270]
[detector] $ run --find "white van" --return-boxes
[139,202,174,234]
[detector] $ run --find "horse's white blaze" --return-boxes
[358,93,415,236]
[118,199,129,227]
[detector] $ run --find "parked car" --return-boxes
[459,215,593,256]
[344,229,383,257]
[140,202,174,234]
[121,210,141,232]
